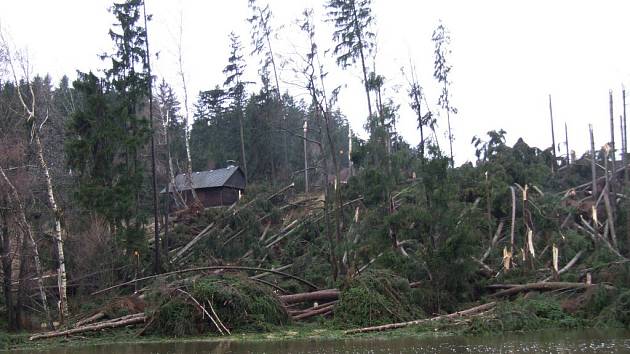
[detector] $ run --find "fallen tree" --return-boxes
[30,313,146,341]
[279,289,339,304]
[344,302,496,334]
[490,281,614,297]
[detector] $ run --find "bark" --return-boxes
[33,134,69,324]
[292,301,337,320]
[279,289,340,305]
[344,302,496,334]
[509,186,516,253]
[29,313,146,341]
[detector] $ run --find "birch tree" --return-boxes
[0,30,69,324]
[175,12,200,206]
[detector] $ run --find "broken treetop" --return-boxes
[164,166,245,193]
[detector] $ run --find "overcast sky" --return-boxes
[2,0,630,165]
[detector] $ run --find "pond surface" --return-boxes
[28,328,630,354]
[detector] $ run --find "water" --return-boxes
[27,329,630,354]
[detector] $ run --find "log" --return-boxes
[30,313,146,341]
[491,281,614,298]
[293,301,337,320]
[170,222,215,263]
[280,289,340,304]
[73,312,105,328]
[344,302,496,334]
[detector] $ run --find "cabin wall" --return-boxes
[177,187,240,208]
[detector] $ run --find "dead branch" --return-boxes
[176,289,225,335]
[208,298,230,335]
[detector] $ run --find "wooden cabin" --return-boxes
[163,165,246,208]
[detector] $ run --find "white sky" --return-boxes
[2,0,630,165]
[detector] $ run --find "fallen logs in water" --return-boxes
[30,313,146,341]
[490,281,614,297]
[344,302,497,335]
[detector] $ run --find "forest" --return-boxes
[1,0,630,349]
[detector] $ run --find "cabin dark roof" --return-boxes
[162,166,245,193]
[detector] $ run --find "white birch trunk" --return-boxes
[33,133,69,324]
[176,15,199,206]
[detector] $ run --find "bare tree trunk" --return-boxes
[565,122,570,165]
[142,1,161,274]
[176,14,199,206]
[304,120,308,193]
[0,165,53,328]
[549,94,557,173]
[623,88,630,256]
[33,135,69,324]
[610,90,617,202]
[590,124,598,196]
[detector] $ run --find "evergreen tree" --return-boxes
[248,0,289,177]
[67,0,150,255]
[223,32,248,181]
[432,22,457,166]
[326,0,376,120]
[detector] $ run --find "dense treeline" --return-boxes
[1,0,630,343]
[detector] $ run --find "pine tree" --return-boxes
[67,0,151,256]
[223,32,248,182]
[326,0,376,120]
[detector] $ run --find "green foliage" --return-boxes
[147,275,288,336]
[149,298,198,337]
[334,271,421,328]
[596,290,630,328]
[467,296,582,334]
[191,275,288,331]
